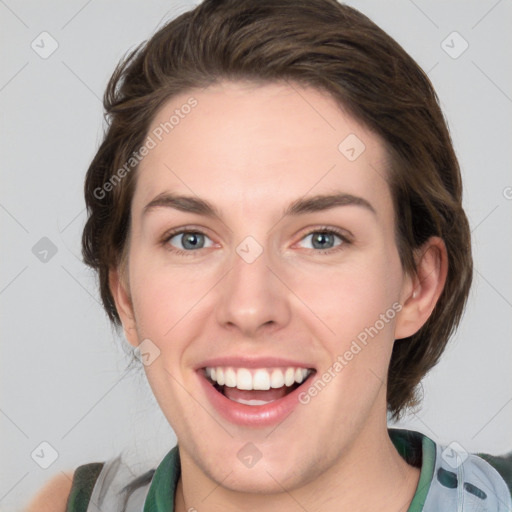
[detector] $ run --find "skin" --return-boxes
[110,80,447,512]
[24,472,74,512]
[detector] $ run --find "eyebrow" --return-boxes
[142,191,376,219]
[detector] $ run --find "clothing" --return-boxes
[66,428,512,512]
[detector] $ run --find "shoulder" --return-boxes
[427,438,512,511]
[25,462,105,512]
[24,470,75,512]
[23,449,175,512]
[389,428,512,511]
[477,450,512,495]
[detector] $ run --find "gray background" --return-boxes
[1,0,511,509]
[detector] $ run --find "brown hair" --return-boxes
[82,0,472,420]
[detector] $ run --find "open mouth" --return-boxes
[202,366,316,406]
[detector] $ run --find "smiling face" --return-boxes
[111,80,420,493]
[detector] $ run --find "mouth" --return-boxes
[197,363,316,427]
[204,366,314,405]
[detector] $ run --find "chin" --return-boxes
[214,464,309,494]
[196,442,326,495]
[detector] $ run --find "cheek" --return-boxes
[299,252,403,341]
[128,252,213,339]
[300,258,403,413]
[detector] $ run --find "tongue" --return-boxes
[223,385,292,403]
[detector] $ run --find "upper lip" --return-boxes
[195,356,316,370]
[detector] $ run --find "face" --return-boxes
[113,81,417,492]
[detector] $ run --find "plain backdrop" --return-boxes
[1,0,511,510]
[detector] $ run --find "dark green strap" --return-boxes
[65,462,104,512]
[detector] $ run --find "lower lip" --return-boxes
[197,371,313,428]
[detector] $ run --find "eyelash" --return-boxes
[160,226,351,257]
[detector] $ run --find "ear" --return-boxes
[109,267,139,348]
[394,237,448,340]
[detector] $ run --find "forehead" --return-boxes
[133,80,392,223]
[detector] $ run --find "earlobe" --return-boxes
[395,237,448,340]
[109,267,139,348]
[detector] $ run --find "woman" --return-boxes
[26,0,512,510]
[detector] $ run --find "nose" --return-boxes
[215,240,292,338]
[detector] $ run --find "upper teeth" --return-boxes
[205,366,312,390]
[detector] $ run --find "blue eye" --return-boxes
[162,227,349,257]
[166,230,215,255]
[298,229,348,253]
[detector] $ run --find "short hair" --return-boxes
[81,0,473,420]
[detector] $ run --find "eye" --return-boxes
[164,229,215,255]
[161,226,350,256]
[297,228,349,253]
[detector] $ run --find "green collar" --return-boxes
[143,444,181,512]
[389,428,436,511]
[143,428,436,512]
